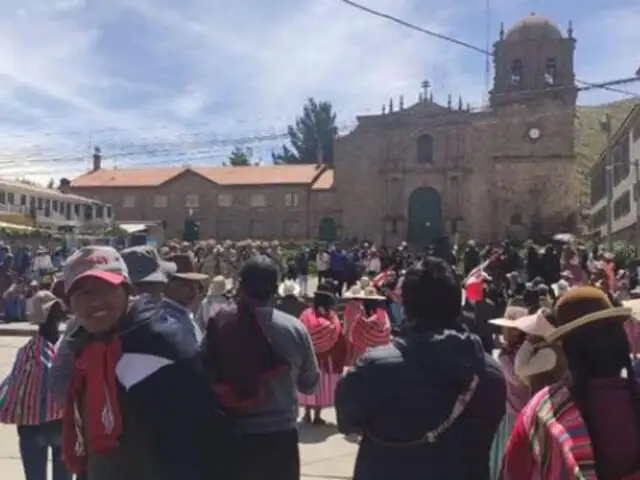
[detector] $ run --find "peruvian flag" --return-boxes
[372,269,394,288]
[462,254,499,304]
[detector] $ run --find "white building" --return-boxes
[589,103,640,242]
[0,178,113,231]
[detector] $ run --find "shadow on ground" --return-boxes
[298,421,339,444]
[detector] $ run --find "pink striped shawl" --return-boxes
[0,335,64,425]
[299,307,341,354]
[348,306,391,352]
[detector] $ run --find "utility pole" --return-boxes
[600,113,613,251]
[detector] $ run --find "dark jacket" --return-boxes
[57,296,231,480]
[335,326,505,480]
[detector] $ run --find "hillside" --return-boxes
[575,98,639,203]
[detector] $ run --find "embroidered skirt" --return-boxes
[298,361,341,408]
[489,410,517,480]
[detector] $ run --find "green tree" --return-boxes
[47,178,55,189]
[225,147,251,166]
[273,98,338,164]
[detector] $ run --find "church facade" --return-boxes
[70,14,580,245]
[330,13,579,245]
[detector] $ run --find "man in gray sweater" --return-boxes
[202,255,319,480]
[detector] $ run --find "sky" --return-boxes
[0,0,638,183]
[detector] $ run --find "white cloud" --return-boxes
[0,0,637,183]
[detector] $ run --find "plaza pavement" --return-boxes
[0,334,357,479]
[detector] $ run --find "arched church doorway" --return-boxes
[407,187,443,246]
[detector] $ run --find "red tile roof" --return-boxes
[311,169,334,190]
[71,164,328,188]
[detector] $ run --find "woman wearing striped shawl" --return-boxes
[344,287,392,366]
[0,291,69,480]
[298,284,347,425]
[501,287,640,479]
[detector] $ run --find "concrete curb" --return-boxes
[0,324,66,338]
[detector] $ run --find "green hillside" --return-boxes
[575,98,639,203]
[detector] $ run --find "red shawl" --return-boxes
[348,306,391,353]
[62,339,123,474]
[298,307,347,374]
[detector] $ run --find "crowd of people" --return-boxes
[0,236,640,479]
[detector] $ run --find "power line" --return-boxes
[340,0,640,97]
[341,0,490,55]
[4,97,638,177]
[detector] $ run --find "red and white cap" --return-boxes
[63,246,130,295]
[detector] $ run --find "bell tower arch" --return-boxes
[490,13,577,108]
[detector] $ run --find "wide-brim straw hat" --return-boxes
[343,285,363,299]
[347,286,386,301]
[546,286,631,343]
[209,276,228,296]
[278,280,301,297]
[489,308,556,338]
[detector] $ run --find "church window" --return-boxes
[510,60,523,86]
[545,58,557,85]
[417,134,434,164]
[510,213,523,226]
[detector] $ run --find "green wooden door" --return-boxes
[318,217,338,242]
[407,187,443,245]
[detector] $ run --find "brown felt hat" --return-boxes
[547,286,632,343]
[165,253,208,281]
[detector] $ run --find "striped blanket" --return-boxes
[0,335,64,425]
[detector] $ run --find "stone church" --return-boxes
[70,13,580,246]
[332,12,578,245]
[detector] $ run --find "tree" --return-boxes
[47,178,55,189]
[225,147,251,166]
[273,97,338,164]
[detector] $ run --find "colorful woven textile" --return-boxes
[0,335,64,426]
[501,383,596,479]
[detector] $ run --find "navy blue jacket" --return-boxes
[64,297,231,480]
[336,326,505,480]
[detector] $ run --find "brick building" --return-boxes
[71,13,580,245]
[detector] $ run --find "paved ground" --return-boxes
[0,336,357,479]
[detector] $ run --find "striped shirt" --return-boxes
[0,335,64,425]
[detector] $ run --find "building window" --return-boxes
[510,212,523,225]
[250,193,267,208]
[612,140,631,186]
[37,197,43,209]
[284,192,300,207]
[153,195,168,208]
[544,58,557,85]
[7,192,14,204]
[590,206,607,230]
[20,194,27,206]
[0,191,5,204]
[614,190,631,220]
[510,59,523,86]
[84,205,94,220]
[185,194,199,208]
[29,197,35,208]
[123,195,136,208]
[107,206,112,218]
[95,206,104,218]
[283,220,299,238]
[250,220,265,237]
[74,204,80,216]
[217,220,232,238]
[417,134,434,164]
[217,193,233,207]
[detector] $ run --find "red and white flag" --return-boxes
[372,269,393,288]
[462,254,499,304]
